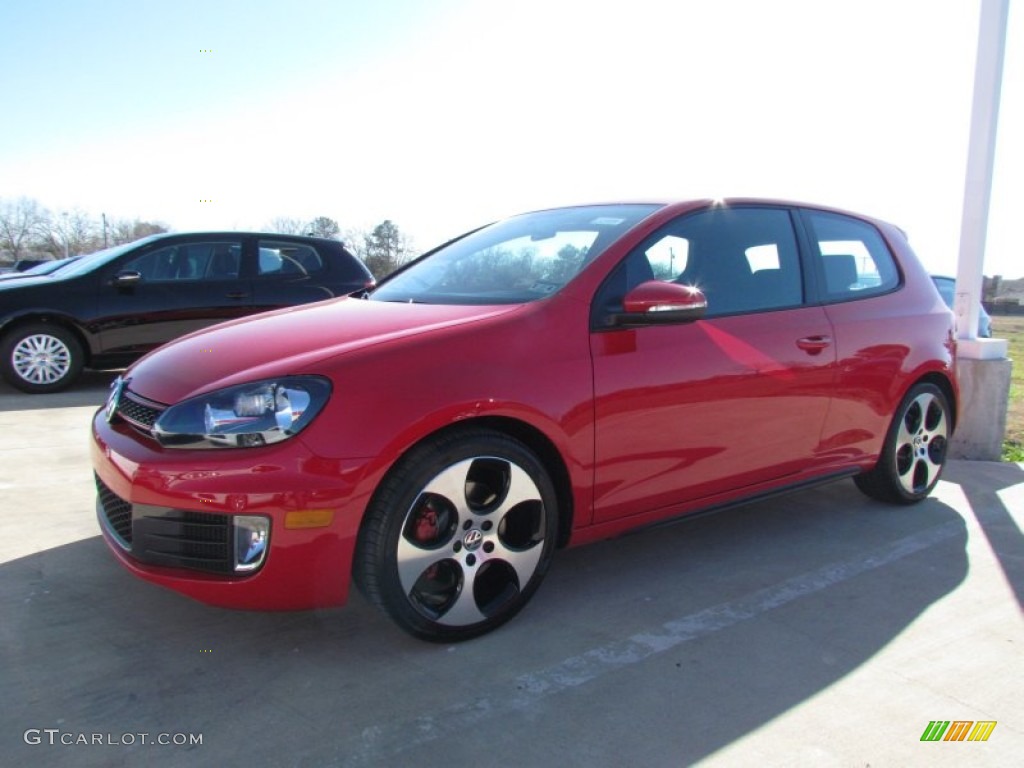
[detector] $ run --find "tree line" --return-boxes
[0,197,167,263]
[268,215,416,278]
[0,197,417,279]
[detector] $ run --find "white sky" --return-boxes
[0,0,1020,277]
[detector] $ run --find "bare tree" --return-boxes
[267,215,343,239]
[0,196,49,262]
[342,226,368,257]
[108,218,168,246]
[43,209,100,258]
[267,216,308,235]
[307,216,341,239]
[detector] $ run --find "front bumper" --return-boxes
[91,409,374,610]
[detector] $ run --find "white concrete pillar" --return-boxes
[949,0,1013,460]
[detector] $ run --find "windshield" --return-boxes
[370,204,661,304]
[0,260,64,278]
[24,257,81,276]
[52,235,166,279]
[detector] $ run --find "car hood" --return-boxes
[126,297,520,404]
[0,275,57,289]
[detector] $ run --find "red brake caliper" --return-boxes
[414,501,439,543]
[413,500,441,581]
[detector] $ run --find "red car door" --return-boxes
[589,206,836,523]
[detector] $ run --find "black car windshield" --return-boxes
[52,235,167,279]
[370,204,661,305]
[21,260,72,276]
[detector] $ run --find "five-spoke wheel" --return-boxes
[355,429,557,641]
[855,382,951,504]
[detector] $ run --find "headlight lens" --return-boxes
[153,376,331,449]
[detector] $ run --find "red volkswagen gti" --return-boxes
[92,199,958,641]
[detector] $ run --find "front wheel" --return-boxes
[0,323,84,393]
[355,428,558,641]
[854,382,951,504]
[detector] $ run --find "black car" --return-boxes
[0,232,375,392]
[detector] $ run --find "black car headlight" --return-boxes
[153,376,331,449]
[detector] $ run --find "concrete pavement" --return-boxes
[0,373,1021,767]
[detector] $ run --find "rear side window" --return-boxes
[257,240,324,276]
[803,211,899,301]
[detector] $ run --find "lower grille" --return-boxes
[95,475,238,574]
[135,509,234,574]
[96,475,132,547]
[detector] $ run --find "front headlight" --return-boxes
[153,376,331,449]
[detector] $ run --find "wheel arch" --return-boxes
[469,415,575,548]
[912,371,958,433]
[364,415,577,550]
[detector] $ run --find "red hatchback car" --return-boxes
[92,200,958,641]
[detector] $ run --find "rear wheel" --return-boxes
[0,323,84,393]
[355,428,558,641]
[854,382,951,504]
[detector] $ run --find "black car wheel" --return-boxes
[1,323,84,393]
[854,382,951,504]
[355,428,558,641]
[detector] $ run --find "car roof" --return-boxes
[141,231,345,243]
[516,198,900,226]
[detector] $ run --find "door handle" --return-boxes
[796,335,832,354]
[225,292,249,299]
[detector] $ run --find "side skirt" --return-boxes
[569,468,862,547]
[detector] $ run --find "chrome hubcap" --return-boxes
[397,457,546,626]
[894,391,948,495]
[12,333,72,384]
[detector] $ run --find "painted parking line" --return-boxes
[343,520,962,767]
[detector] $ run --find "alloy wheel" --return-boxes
[397,457,547,626]
[892,390,949,496]
[12,333,73,385]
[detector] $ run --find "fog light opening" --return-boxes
[233,515,270,572]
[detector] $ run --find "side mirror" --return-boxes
[113,271,142,287]
[612,281,707,326]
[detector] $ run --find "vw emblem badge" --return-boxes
[463,529,483,551]
[105,376,125,423]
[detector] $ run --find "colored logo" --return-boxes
[920,720,997,742]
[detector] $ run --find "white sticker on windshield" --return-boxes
[590,217,625,226]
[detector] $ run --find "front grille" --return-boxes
[135,510,233,574]
[96,475,132,547]
[116,389,166,437]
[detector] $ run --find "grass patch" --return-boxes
[1003,440,1024,463]
[990,315,1024,461]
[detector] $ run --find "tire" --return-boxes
[854,382,951,504]
[0,323,84,393]
[355,428,558,641]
